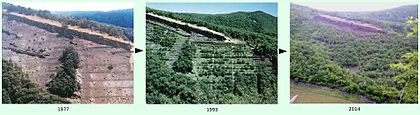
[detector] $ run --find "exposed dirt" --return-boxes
[146,13,246,44]
[2,13,133,104]
[314,13,385,36]
[8,12,133,46]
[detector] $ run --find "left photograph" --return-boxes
[2,2,134,104]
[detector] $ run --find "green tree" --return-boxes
[390,52,418,103]
[406,17,418,37]
[59,46,80,69]
[2,60,70,104]
[47,67,79,97]
[47,46,80,97]
[173,42,196,73]
[390,18,418,103]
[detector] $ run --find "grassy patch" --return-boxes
[290,82,363,103]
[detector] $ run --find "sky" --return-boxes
[8,2,134,11]
[146,3,278,17]
[295,2,417,12]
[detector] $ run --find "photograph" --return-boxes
[290,2,418,103]
[2,2,134,104]
[145,3,278,104]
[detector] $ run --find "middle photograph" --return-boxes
[145,3,278,104]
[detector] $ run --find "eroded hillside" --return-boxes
[314,13,385,35]
[2,8,133,104]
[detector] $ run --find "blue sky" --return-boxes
[146,3,278,17]
[9,2,133,11]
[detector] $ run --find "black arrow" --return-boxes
[135,48,143,53]
[279,49,286,54]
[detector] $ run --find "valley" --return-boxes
[290,3,418,103]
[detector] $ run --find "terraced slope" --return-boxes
[193,43,274,77]
[146,13,246,44]
[7,12,133,46]
[146,10,277,104]
[2,11,133,104]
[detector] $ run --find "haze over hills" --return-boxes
[292,3,418,34]
[290,3,418,103]
[53,9,134,29]
[326,4,418,23]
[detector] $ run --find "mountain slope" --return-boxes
[146,7,278,70]
[290,4,418,103]
[146,7,278,104]
[2,2,134,104]
[292,4,418,34]
[53,9,134,28]
[2,2,133,42]
[146,7,277,35]
[329,5,418,23]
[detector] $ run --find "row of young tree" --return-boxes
[146,20,277,104]
[146,48,277,104]
[146,23,178,47]
[146,7,278,72]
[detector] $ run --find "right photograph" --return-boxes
[290,3,418,104]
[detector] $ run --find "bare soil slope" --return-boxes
[314,14,385,35]
[2,13,133,104]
